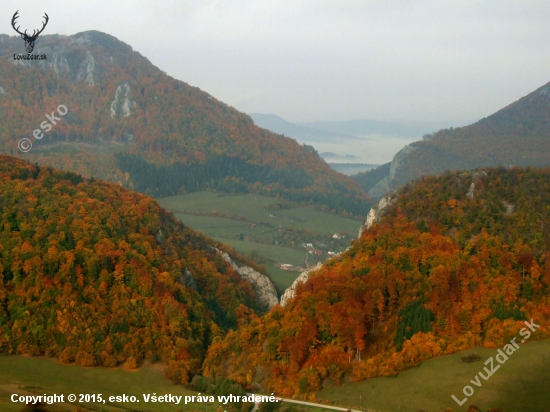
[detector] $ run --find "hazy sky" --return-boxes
[2,1,550,124]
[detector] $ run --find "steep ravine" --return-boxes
[213,248,279,310]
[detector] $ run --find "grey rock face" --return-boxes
[502,200,515,215]
[177,268,197,290]
[367,144,417,200]
[155,228,164,243]
[51,52,71,76]
[367,175,392,200]
[8,33,99,86]
[358,194,396,238]
[466,182,475,199]
[8,33,100,86]
[69,33,92,46]
[76,50,96,86]
[279,263,320,307]
[214,248,279,309]
[389,144,416,183]
[110,82,136,118]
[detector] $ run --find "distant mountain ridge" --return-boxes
[0,31,369,216]
[251,113,454,141]
[249,113,358,143]
[360,82,550,199]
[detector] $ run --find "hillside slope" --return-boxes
[0,155,273,383]
[0,31,369,216]
[365,82,550,199]
[202,167,550,398]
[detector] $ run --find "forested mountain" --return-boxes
[203,167,550,397]
[0,31,369,216]
[0,155,270,383]
[365,83,550,199]
[352,162,391,193]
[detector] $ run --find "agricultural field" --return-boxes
[156,192,364,291]
[317,340,550,412]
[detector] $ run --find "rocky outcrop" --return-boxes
[358,193,396,237]
[502,200,515,215]
[280,263,322,307]
[9,33,97,84]
[76,50,96,86]
[214,248,279,309]
[466,170,488,200]
[367,144,416,200]
[176,268,197,290]
[110,82,136,118]
[388,144,416,182]
[466,182,476,199]
[367,175,392,200]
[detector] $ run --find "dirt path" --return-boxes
[248,393,363,412]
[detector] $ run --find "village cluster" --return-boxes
[275,234,344,272]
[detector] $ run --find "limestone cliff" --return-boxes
[280,263,322,307]
[214,248,279,310]
[367,144,416,200]
[358,193,397,237]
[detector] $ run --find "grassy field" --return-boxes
[0,356,339,412]
[317,340,550,412]
[2,344,548,412]
[157,192,363,291]
[218,239,309,290]
[259,266,301,291]
[157,192,361,234]
[0,356,202,412]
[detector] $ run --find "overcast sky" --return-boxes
[2,0,550,124]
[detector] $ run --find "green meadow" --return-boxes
[0,356,335,412]
[1,341,549,412]
[156,192,363,291]
[317,340,550,412]
[0,356,207,412]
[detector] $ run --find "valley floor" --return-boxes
[156,191,363,290]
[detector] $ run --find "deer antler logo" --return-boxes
[11,11,49,54]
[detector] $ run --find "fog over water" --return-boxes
[312,134,417,165]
